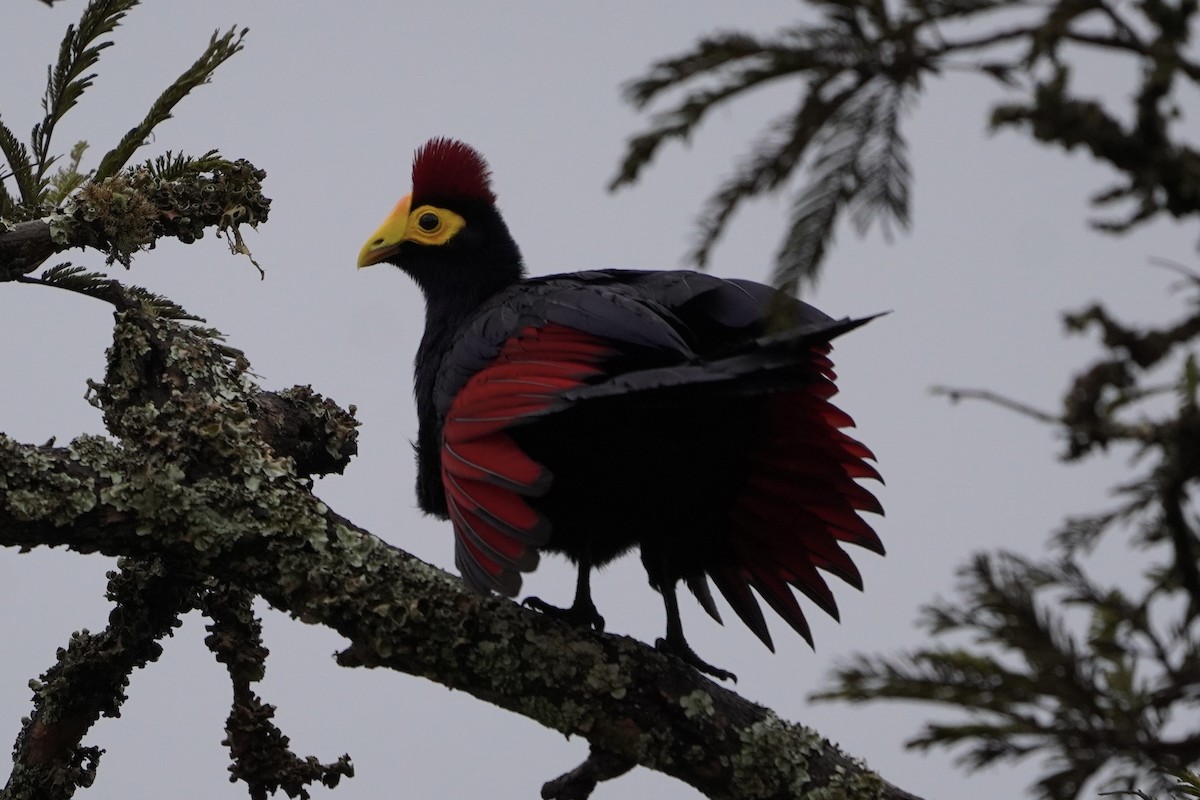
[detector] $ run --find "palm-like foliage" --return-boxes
[815,551,1200,800]
[615,0,1200,291]
[0,0,245,222]
[619,1,1200,796]
[814,278,1200,799]
[613,1,918,290]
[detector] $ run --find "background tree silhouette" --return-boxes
[614,0,1200,797]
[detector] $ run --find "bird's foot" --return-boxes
[522,596,606,632]
[655,636,737,683]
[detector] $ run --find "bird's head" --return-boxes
[357,138,523,298]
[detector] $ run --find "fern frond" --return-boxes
[686,77,859,271]
[621,32,776,108]
[45,140,93,205]
[94,27,247,181]
[122,287,245,362]
[38,262,111,295]
[1165,769,1200,798]
[187,325,226,342]
[774,79,884,291]
[775,172,844,293]
[143,149,224,182]
[849,81,914,239]
[28,262,131,307]
[32,0,140,191]
[33,265,197,316]
[123,284,204,323]
[28,265,244,362]
[907,0,1009,21]
[610,36,825,191]
[0,113,37,210]
[36,266,205,331]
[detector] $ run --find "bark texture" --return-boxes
[0,296,917,799]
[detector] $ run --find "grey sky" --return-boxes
[1,2,1192,798]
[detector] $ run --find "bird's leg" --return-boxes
[523,559,605,631]
[655,582,737,682]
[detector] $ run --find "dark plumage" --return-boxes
[358,138,883,680]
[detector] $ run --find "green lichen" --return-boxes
[47,158,271,268]
[731,716,816,798]
[0,435,98,524]
[585,661,631,700]
[334,523,379,568]
[272,385,360,468]
[679,689,716,720]
[730,713,887,799]
[46,206,76,247]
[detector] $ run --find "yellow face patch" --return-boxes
[405,204,466,247]
[357,194,468,268]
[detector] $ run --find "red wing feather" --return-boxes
[443,439,549,494]
[709,567,774,650]
[747,571,815,646]
[442,323,613,596]
[716,349,883,644]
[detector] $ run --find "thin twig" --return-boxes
[931,385,1062,424]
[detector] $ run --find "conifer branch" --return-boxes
[814,552,1200,799]
[94,27,248,181]
[616,0,1200,290]
[32,0,140,193]
[0,114,36,215]
[45,141,92,205]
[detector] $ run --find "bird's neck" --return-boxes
[413,256,522,369]
[411,260,521,423]
[410,269,519,515]
[416,287,493,370]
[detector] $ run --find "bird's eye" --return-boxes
[418,212,440,232]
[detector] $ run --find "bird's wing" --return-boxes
[537,312,885,649]
[442,321,615,595]
[706,340,884,650]
[437,276,695,595]
[600,273,883,650]
[438,271,883,622]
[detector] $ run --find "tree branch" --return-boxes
[0,157,270,277]
[0,436,917,799]
[0,302,921,799]
[201,583,354,799]
[542,745,636,800]
[2,559,199,800]
[930,385,1062,424]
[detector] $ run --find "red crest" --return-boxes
[411,138,496,204]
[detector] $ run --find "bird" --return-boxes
[357,137,883,680]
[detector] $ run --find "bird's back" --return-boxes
[432,269,880,647]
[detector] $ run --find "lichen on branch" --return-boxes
[0,156,272,280]
[0,285,917,800]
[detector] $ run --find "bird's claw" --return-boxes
[522,596,606,632]
[655,636,737,683]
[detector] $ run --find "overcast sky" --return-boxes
[1,2,1193,799]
